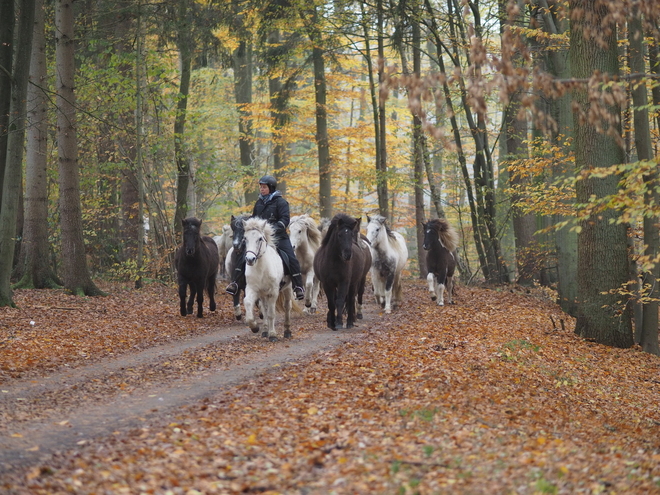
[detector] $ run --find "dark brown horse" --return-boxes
[175,217,219,317]
[313,214,371,330]
[422,218,459,306]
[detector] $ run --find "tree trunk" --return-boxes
[173,0,192,241]
[56,0,103,297]
[15,0,61,289]
[570,0,632,347]
[231,0,257,206]
[629,10,659,355]
[0,0,36,306]
[307,8,332,219]
[0,0,14,201]
[375,0,388,218]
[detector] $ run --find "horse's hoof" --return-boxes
[268,336,278,342]
[385,309,391,314]
[357,313,363,319]
[251,326,260,334]
[284,330,292,339]
[262,331,268,338]
[210,303,216,312]
[197,314,204,318]
[430,296,437,301]
[305,302,311,308]
[235,315,242,321]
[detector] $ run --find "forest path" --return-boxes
[0,303,374,473]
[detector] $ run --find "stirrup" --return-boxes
[225,282,239,296]
[293,286,305,301]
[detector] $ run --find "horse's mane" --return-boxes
[290,214,322,248]
[244,217,276,247]
[231,213,250,231]
[428,218,459,252]
[321,213,357,247]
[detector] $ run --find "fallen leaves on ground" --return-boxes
[1,281,660,494]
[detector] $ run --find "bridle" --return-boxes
[245,235,265,262]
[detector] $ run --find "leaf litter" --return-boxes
[0,281,659,494]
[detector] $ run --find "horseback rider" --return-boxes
[225,175,305,301]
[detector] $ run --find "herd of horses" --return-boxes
[175,213,459,341]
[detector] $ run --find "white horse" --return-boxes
[366,214,409,314]
[289,214,322,313]
[242,217,292,341]
[213,224,232,280]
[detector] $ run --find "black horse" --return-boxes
[422,218,459,306]
[314,213,371,330]
[175,217,220,318]
[225,214,250,320]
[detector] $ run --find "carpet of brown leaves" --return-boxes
[1,281,660,494]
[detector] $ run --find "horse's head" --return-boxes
[182,217,202,256]
[230,214,249,251]
[332,214,359,261]
[422,221,434,251]
[243,218,274,266]
[366,214,387,245]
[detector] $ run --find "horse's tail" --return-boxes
[276,286,304,314]
[437,219,459,252]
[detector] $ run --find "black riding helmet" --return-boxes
[258,175,277,193]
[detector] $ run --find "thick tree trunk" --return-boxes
[629,10,659,355]
[15,0,61,289]
[570,0,632,347]
[0,0,36,305]
[56,0,103,297]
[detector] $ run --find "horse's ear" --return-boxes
[354,217,362,231]
[366,215,371,223]
[231,215,235,221]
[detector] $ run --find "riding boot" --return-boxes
[225,266,244,296]
[292,273,305,301]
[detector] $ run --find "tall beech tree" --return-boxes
[14,0,61,290]
[570,0,632,347]
[0,0,36,306]
[55,0,103,297]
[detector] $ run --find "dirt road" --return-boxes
[0,305,372,473]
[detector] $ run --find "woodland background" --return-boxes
[2,0,660,354]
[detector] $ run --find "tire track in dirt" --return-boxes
[0,308,378,473]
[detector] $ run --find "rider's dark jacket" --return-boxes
[252,191,290,240]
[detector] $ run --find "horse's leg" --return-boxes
[427,272,437,301]
[325,285,336,330]
[311,277,321,314]
[436,273,446,306]
[335,283,349,329]
[195,281,205,318]
[187,283,196,315]
[207,276,217,312]
[393,271,403,309]
[303,271,314,309]
[178,282,188,317]
[345,287,357,328]
[356,277,367,320]
[233,291,242,320]
[244,289,260,334]
[384,271,395,314]
[446,275,454,304]
[283,287,292,339]
[263,297,277,341]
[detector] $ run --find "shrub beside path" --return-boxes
[1,281,659,494]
